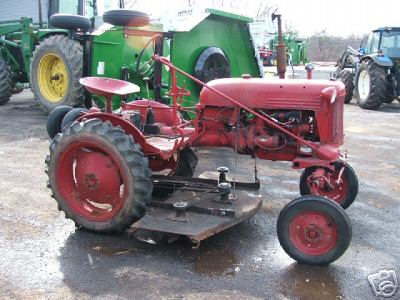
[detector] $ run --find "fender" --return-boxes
[76,112,159,154]
[362,54,393,67]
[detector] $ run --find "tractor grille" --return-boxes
[331,98,344,146]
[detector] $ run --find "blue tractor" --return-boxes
[335,27,400,109]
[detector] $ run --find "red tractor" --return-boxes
[45,37,358,265]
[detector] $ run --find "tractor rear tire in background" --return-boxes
[0,58,12,105]
[31,35,84,114]
[355,60,389,110]
[277,195,351,265]
[47,105,73,139]
[46,118,152,233]
[337,70,354,103]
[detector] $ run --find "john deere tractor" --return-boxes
[0,0,124,109]
[335,27,400,109]
[0,0,262,113]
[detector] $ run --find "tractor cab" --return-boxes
[362,27,400,58]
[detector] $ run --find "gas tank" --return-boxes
[199,77,345,110]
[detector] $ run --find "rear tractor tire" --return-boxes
[337,69,354,103]
[46,118,152,232]
[0,58,12,105]
[277,195,351,265]
[355,60,390,110]
[31,35,84,114]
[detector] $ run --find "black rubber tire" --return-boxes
[45,118,152,233]
[337,69,354,103]
[152,147,198,196]
[173,147,199,177]
[0,58,12,105]
[47,105,73,139]
[61,107,88,130]
[31,35,84,113]
[299,161,358,209]
[50,14,92,30]
[194,47,230,85]
[355,60,389,110]
[103,10,150,27]
[277,195,352,266]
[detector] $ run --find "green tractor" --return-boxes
[335,27,400,109]
[0,0,124,109]
[0,0,262,113]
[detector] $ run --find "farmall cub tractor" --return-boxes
[46,12,359,266]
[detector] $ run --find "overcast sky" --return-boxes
[275,0,400,36]
[127,0,399,37]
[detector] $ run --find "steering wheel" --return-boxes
[135,34,163,77]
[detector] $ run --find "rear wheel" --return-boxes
[355,60,389,109]
[0,58,12,105]
[31,35,84,113]
[46,118,152,232]
[277,195,351,265]
[337,69,354,103]
[299,161,358,209]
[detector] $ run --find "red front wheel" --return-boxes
[299,161,358,209]
[277,195,351,265]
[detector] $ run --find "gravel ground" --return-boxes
[0,90,399,299]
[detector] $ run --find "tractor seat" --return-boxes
[79,77,140,97]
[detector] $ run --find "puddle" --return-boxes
[280,264,344,299]
[90,245,136,256]
[193,247,241,277]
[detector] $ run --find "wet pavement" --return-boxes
[0,91,400,299]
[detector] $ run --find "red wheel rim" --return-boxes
[309,169,349,205]
[289,211,337,255]
[56,140,128,222]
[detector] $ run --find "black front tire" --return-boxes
[152,147,198,196]
[31,35,84,113]
[277,195,352,266]
[337,69,354,103]
[299,161,358,209]
[0,59,12,105]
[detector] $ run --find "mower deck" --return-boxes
[131,175,262,245]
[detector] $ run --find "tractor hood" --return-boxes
[200,78,346,110]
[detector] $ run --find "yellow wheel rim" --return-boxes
[38,53,68,103]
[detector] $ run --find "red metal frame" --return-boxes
[78,55,346,175]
